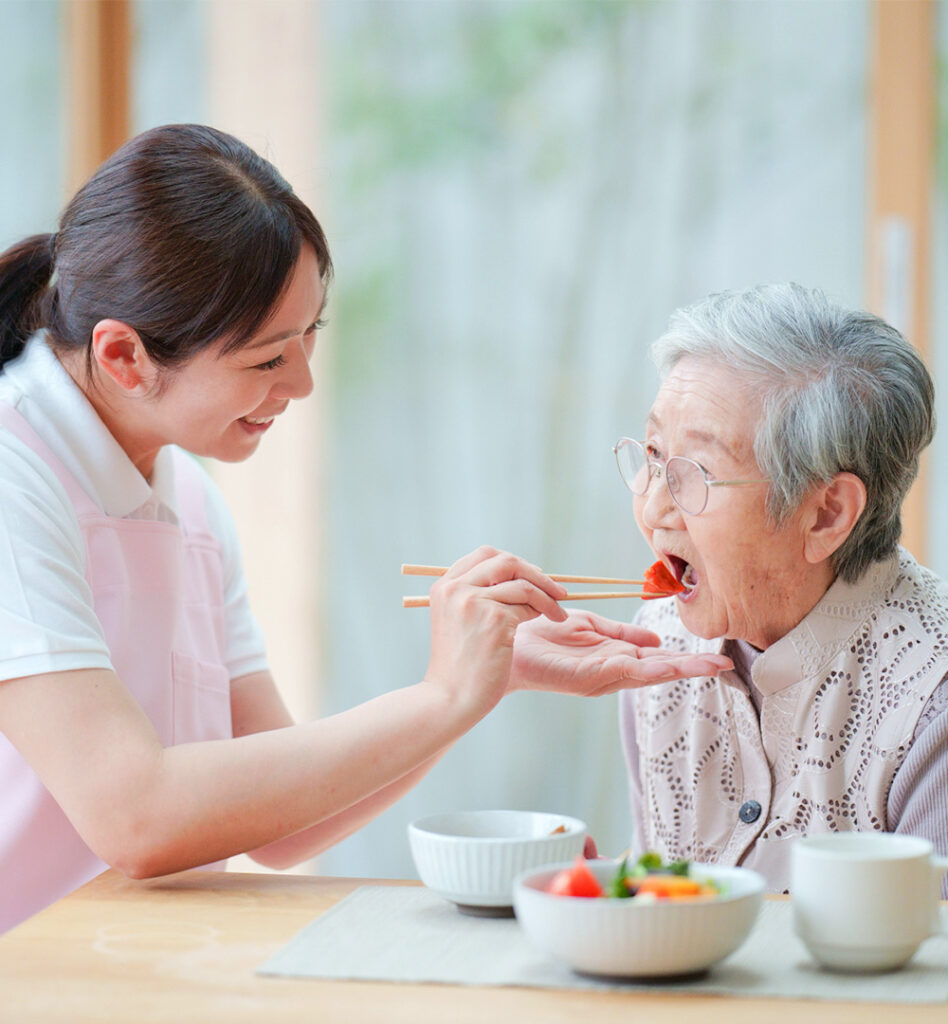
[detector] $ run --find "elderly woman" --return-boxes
[618,282,947,892]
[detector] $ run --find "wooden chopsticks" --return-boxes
[402,565,645,585]
[401,563,655,608]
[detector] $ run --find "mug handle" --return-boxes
[933,857,948,937]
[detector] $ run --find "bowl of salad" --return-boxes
[513,852,765,977]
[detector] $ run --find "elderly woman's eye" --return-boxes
[644,443,663,461]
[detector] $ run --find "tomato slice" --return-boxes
[547,856,604,898]
[643,559,685,598]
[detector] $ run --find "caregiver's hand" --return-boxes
[422,546,568,719]
[508,610,734,697]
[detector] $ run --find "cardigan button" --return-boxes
[739,800,762,824]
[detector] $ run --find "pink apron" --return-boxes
[0,403,233,933]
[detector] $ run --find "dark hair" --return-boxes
[0,124,332,373]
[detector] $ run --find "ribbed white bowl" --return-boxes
[408,810,586,910]
[513,859,764,977]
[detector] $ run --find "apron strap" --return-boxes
[0,401,99,517]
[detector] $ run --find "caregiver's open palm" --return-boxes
[509,611,733,697]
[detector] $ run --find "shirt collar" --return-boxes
[750,552,903,696]
[2,332,178,520]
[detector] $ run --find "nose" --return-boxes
[639,468,684,531]
[272,339,314,400]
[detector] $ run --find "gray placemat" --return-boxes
[258,885,948,1003]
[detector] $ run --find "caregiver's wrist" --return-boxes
[417,674,497,733]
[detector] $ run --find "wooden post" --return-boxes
[867,0,935,564]
[64,0,132,196]
[207,0,325,727]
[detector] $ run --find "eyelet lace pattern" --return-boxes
[622,549,948,883]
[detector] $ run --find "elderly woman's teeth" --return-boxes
[681,564,697,590]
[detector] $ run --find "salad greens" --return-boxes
[607,852,722,900]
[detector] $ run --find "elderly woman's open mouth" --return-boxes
[666,554,698,599]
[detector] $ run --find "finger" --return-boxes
[462,551,568,604]
[572,612,665,649]
[484,578,569,623]
[619,654,732,682]
[636,649,734,673]
[442,545,501,580]
[573,653,734,696]
[583,835,600,859]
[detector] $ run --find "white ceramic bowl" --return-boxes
[513,858,764,977]
[408,810,587,914]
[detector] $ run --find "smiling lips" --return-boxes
[238,414,275,433]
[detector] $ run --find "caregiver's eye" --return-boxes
[256,354,286,371]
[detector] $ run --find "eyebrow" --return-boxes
[244,296,328,351]
[646,412,740,461]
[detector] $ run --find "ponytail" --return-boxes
[0,234,55,369]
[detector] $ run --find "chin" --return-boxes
[215,447,259,463]
[185,437,261,464]
[211,452,260,466]
[676,605,725,642]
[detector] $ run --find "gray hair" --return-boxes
[651,282,934,583]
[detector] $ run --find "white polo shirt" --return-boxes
[0,332,268,683]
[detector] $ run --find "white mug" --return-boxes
[791,833,948,972]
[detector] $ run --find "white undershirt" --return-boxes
[0,333,269,683]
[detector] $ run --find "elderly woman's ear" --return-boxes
[802,473,868,565]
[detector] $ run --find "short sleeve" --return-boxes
[0,433,113,682]
[196,468,270,680]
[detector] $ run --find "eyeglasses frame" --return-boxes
[612,437,769,516]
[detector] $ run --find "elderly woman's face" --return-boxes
[634,356,824,649]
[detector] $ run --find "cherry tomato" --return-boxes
[547,856,604,898]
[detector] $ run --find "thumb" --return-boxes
[582,612,663,648]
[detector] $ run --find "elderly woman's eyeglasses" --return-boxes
[613,438,768,516]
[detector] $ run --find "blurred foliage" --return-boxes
[330,0,633,184]
[325,0,637,393]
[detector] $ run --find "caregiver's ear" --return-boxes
[802,472,868,564]
[90,319,156,393]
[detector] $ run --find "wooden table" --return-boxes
[1,869,944,1022]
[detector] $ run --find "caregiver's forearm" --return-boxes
[247,753,446,869]
[121,682,480,878]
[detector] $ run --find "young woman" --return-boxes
[0,124,730,932]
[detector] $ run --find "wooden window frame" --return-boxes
[867,0,935,564]
[65,0,131,196]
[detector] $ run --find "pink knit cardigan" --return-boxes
[619,548,948,891]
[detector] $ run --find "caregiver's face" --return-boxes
[634,356,816,650]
